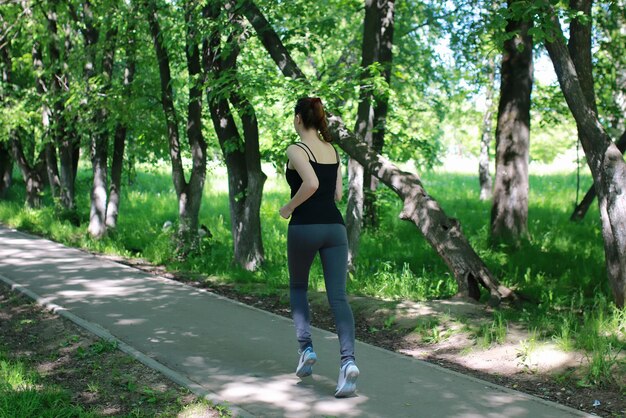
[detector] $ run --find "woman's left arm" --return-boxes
[335,161,343,202]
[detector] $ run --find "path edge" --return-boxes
[0,273,255,418]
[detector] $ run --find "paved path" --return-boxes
[0,225,589,417]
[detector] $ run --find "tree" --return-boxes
[0,8,45,208]
[368,0,394,228]
[106,6,137,230]
[239,0,517,304]
[570,131,626,221]
[491,0,533,246]
[144,0,208,245]
[479,58,496,201]
[346,0,384,270]
[0,17,13,199]
[540,0,626,307]
[348,0,395,257]
[570,0,626,221]
[0,143,10,198]
[204,2,266,270]
[36,0,81,211]
[67,0,119,237]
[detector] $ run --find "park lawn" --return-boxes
[0,165,624,403]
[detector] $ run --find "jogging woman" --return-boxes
[279,97,359,398]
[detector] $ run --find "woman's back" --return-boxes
[285,142,343,225]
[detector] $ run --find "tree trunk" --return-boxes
[491,1,533,246]
[180,2,207,236]
[31,38,61,198]
[571,130,626,221]
[479,59,496,201]
[145,0,207,243]
[347,0,383,269]
[44,143,61,198]
[2,17,42,207]
[86,20,115,238]
[568,0,606,222]
[144,0,185,197]
[239,0,516,304]
[106,20,136,229]
[230,92,266,270]
[367,0,395,229]
[204,3,266,270]
[0,19,13,199]
[88,29,116,237]
[47,0,75,209]
[0,143,12,199]
[10,137,45,208]
[542,2,626,308]
[345,158,364,270]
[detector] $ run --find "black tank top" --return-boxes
[285,142,344,225]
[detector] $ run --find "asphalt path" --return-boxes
[0,225,590,417]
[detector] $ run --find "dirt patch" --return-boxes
[103,254,626,418]
[0,284,226,417]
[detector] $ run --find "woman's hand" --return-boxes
[279,204,293,219]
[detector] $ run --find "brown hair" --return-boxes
[294,97,332,142]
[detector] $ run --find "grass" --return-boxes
[0,350,95,418]
[0,285,231,417]
[0,164,625,389]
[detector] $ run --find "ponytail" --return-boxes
[295,97,333,142]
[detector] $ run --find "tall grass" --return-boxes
[1,164,624,387]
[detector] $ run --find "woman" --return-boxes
[279,97,359,398]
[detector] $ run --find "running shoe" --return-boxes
[295,347,317,378]
[335,360,359,398]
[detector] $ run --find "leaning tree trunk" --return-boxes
[542,2,626,308]
[347,0,383,270]
[106,21,136,229]
[145,0,207,242]
[568,0,610,222]
[239,0,516,304]
[491,2,533,246]
[571,130,626,221]
[205,3,265,270]
[479,59,496,201]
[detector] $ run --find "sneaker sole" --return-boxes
[295,354,317,378]
[335,368,359,398]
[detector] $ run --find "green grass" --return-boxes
[0,350,95,418]
[1,164,625,388]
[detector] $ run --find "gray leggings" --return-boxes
[287,223,355,365]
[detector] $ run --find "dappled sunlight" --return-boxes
[526,344,585,373]
[218,373,368,417]
[0,225,592,416]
